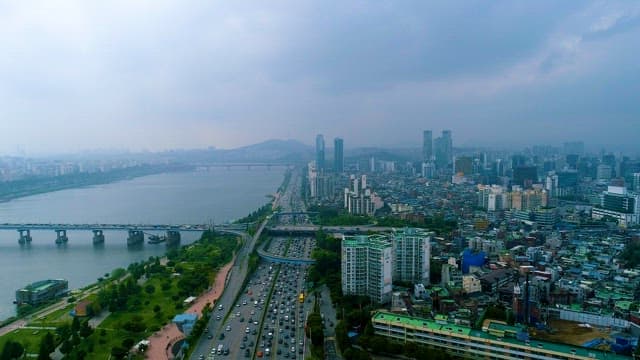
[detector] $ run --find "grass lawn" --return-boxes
[28,303,75,327]
[0,328,52,355]
[86,269,205,358]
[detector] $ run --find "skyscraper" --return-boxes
[334,137,344,173]
[315,134,325,173]
[422,130,432,161]
[434,130,453,170]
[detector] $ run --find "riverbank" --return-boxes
[0,164,193,203]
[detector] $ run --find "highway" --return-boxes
[190,168,342,360]
[189,209,271,358]
[190,169,301,359]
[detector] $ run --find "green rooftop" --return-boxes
[372,312,632,360]
[342,234,391,250]
[373,312,471,336]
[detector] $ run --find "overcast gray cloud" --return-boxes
[0,1,638,154]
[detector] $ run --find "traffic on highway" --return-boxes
[191,170,333,360]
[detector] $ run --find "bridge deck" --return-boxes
[0,223,210,231]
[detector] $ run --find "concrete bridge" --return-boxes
[256,247,315,265]
[0,223,215,245]
[197,163,297,170]
[266,225,394,236]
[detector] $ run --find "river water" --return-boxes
[0,168,285,320]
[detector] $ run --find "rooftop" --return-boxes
[342,234,391,250]
[372,312,631,360]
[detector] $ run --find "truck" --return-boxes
[217,344,224,355]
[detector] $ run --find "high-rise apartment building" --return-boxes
[596,164,612,181]
[434,130,452,170]
[315,134,325,173]
[513,166,537,188]
[455,156,473,176]
[392,228,432,285]
[422,130,432,161]
[563,141,584,155]
[341,234,393,304]
[344,174,381,215]
[334,137,344,173]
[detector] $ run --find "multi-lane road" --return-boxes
[190,169,340,360]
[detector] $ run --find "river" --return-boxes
[0,168,285,320]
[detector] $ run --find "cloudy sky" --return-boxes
[0,1,638,155]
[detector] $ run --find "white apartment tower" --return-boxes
[341,234,393,304]
[391,228,432,285]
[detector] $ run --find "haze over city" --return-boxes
[0,1,639,155]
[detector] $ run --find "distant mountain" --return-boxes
[214,139,314,163]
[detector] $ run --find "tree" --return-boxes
[369,336,388,354]
[71,316,80,333]
[56,323,72,342]
[37,332,55,360]
[59,340,73,355]
[79,321,93,338]
[122,338,135,349]
[110,346,128,360]
[1,340,24,360]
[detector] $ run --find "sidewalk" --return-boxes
[145,260,234,359]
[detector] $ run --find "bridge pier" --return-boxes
[18,229,32,244]
[166,230,181,247]
[55,229,68,244]
[127,230,144,246]
[92,229,105,244]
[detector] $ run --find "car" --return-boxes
[219,333,225,340]
[226,325,231,331]
[207,334,213,339]
[245,327,250,334]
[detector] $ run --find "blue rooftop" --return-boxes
[173,313,198,323]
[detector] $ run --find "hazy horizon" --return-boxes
[1,1,639,155]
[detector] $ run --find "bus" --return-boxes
[299,293,304,303]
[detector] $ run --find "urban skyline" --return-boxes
[0,2,639,154]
